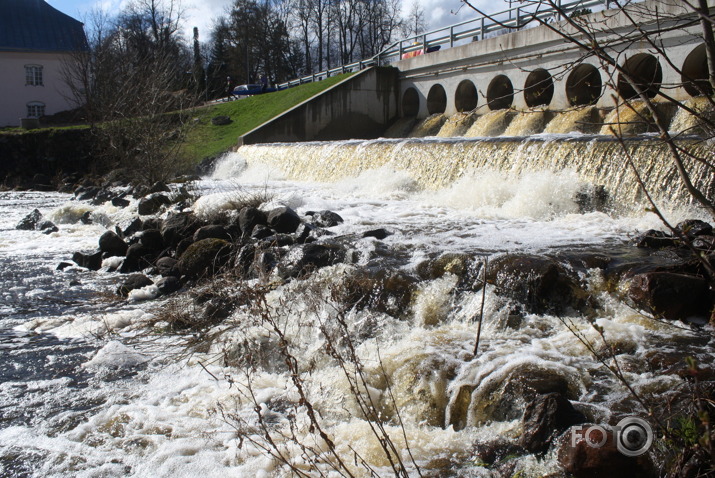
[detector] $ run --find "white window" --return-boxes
[25,65,43,86]
[27,102,45,118]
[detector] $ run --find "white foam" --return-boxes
[84,341,147,369]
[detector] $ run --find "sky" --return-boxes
[46,0,494,43]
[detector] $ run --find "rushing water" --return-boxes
[0,134,713,476]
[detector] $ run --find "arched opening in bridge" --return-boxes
[682,44,713,96]
[524,69,554,107]
[455,79,478,112]
[427,84,447,114]
[402,87,420,116]
[617,53,662,100]
[487,75,514,110]
[566,64,602,106]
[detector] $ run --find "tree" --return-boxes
[62,0,196,185]
[402,0,427,38]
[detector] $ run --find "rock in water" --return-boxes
[117,274,154,297]
[16,209,43,230]
[267,206,301,233]
[99,231,128,256]
[519,392,586,454]
[178,238,232,279]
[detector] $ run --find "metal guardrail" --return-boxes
[278,0,612,89]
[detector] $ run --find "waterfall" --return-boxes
[235,136,714,211]
[408,113,447,137]
[503,110,548,136]
[437,112,476,137]
[544,107,600,134]
[464,110,514,137]
[669,96,715,136]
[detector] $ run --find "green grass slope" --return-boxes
[182,73,352,163]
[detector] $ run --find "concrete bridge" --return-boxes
[240,0,714,144]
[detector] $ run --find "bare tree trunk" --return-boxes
[697,0,715,91]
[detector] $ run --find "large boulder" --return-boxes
[488,254,588,314]
[16,209,43,230]
[98,230,128,256]
[72,250,103,271]
[156,257,180,277]
[120,244,156,273]
[519,392,586,454]
[193,225,232,242]
[161,212,202,248]
[276,243,345,279]
[138,229,164,251]
[267,206,301,234]
[558,425,652,477]
[178,238,232,279]
[628,272,710,321]
[137,193,171,215]
[156,276,181,295]
[239,207,267,236]
[308,210,344,228]
[677,219,713,238]
[116,274,153,297]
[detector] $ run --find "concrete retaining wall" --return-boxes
[239,67,399,145]
[395,0,715,117]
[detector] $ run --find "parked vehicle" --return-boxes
[232,83,277,96]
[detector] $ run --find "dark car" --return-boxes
[232,83,277,96]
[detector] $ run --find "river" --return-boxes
[0,138,711,476]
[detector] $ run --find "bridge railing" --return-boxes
[278,0,615,89]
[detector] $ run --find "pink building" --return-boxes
[0,0,87,127]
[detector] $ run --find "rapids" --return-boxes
[0,126,713,476]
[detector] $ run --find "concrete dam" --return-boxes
[236,0,715,211]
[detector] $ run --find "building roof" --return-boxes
[0,0,87,53]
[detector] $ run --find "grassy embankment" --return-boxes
[181,73,352,164]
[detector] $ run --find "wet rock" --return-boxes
[72,250,103,271]
[111,196,130,208]
[211,115,232,126]
[473,439,527,466]
[341,269,417,316]
[234,243,256,276]
[417,253,474,282]
[276,243,345,279]
[308,210,344,228]
[692,235,715,254]
[519,392,587,454]
[138,229,164,251]
[362,228,391,240]
[120,244,156,273]
[137,193,171,215]
[98,231,128,256]
[39,220,58,234]
[142,217,163,231]
[294,223,316,243]
[634,230,678,249]
[628,272,710,321]
[238,207,267,236]
[156,276,181,295]
[148,181,171,194]
[56,262,73,271]
[75,185,100,201]
[193,225,232,242]
[161,212,202,248]
[156,257,179,277]
[252,250,278,277]
[16,209,43,230]
[574,184,609,213]
[80,211,92,224]
[115,218,143,238]
[447,364,575,430]
[259,234,295,248]
[178,238,232,279]
[488,254,588,314]
[677,219,713,238]
[90,188,115,205]
[558,426,652,478]
[251,225,274,240]
[117,274,153,297]
[267,206,301,234]
[176,237,193,259]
